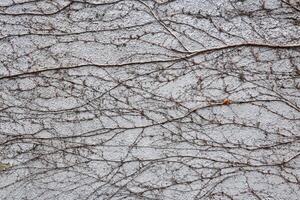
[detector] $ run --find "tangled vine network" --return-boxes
[0,0,299,199]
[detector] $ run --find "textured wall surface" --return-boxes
[0,0,299,199]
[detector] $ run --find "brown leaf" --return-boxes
[223,99,232,105]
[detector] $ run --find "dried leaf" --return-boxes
[223,99,232,105]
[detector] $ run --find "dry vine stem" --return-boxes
[0,0,299,200]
